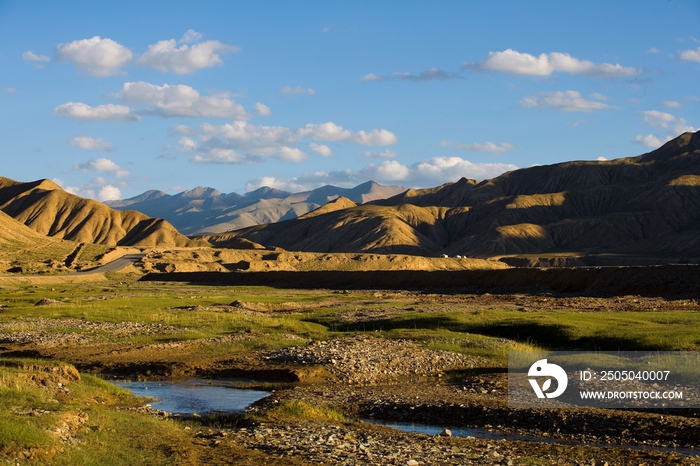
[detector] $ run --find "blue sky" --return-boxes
[1,0,699,200]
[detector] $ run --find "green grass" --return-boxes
[2,281,700,360]
[264,400,345,422]
[309,308,700,353]
[0,358,204,465]
[1,279,699,463]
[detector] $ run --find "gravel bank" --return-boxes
[263,336,480,385]
[0,318,181,347]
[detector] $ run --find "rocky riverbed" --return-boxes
[0,317,181,347]
[3,289,700,464]
[263,336,481,385]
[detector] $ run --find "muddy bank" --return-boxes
[140,264,700,297]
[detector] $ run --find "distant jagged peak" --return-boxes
[246,186,292,199]
[355,180,381,190]
[179,186,222,199]
[130,189,169,202]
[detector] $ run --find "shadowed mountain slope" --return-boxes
[203,132,700,259]
[0,177,198,247]
[0,209,51,245]
[106,181,407,234]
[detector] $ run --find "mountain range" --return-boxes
[2,131,700,263]
[201,131,700,260]
[105,181,407,234]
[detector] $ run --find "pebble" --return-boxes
[264,335,478,384]
[0,318,181,347]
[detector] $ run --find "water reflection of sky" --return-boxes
[114,379,269,415]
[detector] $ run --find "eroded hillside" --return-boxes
[204,131,700,260]
[0,177,199,248]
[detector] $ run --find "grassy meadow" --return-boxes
[1,278,700,463]
[1,279,699,360]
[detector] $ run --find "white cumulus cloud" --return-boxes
[296,123,397,146]
[246,157,519,192]
[662,101,682,109]
[635,133,669,148]
[68,136,113,151]
[278,147,308,162]
[370,160,411,181]
[22,50,50,63]
[179,29,204,44]
[297,122,351,141]
[57,178,121,201]
[439,140,514,154]
[55,37,132,77]
[136,35,238,74]
[641,110,677,128]
[465,49,639,78]
[680,47,700,63]
[636,110,698,148]
[97,185,122,201]
[177,136,198,152]
[309,143,332,156]
[63,185,96,199]
[200,121,297,151]
[73,157,123,173]
[188,120,397,165]
[112,81,250,119]
[408,157,518,183]
[254,102,271,116]
[521,90,614,112]
[53,102,140,122]
[191,148,248,164]
[352,129,398,146]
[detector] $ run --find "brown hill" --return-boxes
[0,209,91,274]
[204,131,700,259]
[0,209,50,245]
[0,177,199,247]
[297,196,358,219]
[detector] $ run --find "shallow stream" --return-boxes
[112,379,698,457]
[114,378,269,415]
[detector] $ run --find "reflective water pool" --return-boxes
[114,379,270,415]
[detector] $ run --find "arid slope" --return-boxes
[205,131,700,258]
[0,177,198,247]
